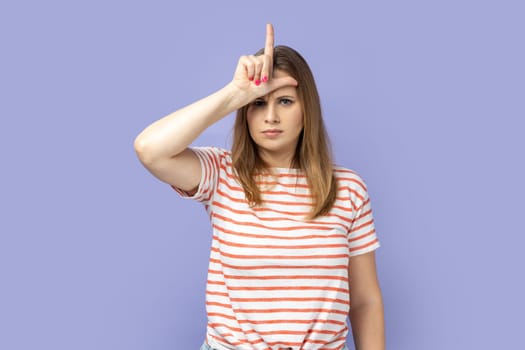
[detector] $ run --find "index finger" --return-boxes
[264,23,274,59]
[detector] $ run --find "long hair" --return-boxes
[231,45,337,220]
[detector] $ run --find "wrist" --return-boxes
[221,82,252,111]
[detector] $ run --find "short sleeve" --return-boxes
[347,179,381,257]
[170,146,225,205]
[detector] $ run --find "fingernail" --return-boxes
[249,76,254,81]
[255,79,261,86]
[262,76,268,83]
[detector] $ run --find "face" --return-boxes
[246,70,303,168]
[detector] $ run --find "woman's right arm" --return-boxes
[134,84,248,193]
[134,24,297,193]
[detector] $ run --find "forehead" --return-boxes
[269,69,297,97]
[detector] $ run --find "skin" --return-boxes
[348,251,386,350]
[246,70,304,168]
[134,23,385,350]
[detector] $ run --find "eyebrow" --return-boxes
[254,95,295,102]
[270,89,297,98]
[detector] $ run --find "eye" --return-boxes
[279,98,293,105]
[252,99,266,107]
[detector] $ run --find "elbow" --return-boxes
[350,284,384,310]
[134,134,158,165]
[351,291,384,311]
[133,134,147,155]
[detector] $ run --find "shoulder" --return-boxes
[189,147,237,181]
[333,165,371,207]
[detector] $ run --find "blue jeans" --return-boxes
[200,341,350,350]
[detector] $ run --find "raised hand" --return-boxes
[229,24,298,104]
[135,25,299,193]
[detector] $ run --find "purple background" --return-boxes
[1,1,524,349]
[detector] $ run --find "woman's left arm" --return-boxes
[348,250,385,350]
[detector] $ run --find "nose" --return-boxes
[264,103,280,124]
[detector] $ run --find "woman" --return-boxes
[134,24,385,350]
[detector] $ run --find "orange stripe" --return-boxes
[349,218,374,234]
[206,290,230,297]
[206,282,348,293]
[252,205,310,216]
[348,228,376,242]
[335,177,366,192]
[206,302,349,315]
[353,206,372,221]
[212,223,347,241]
[213,212,336,232]
[208,270,348,282]
[216,188,314,207]
[198,150,214,201]
[207,280,226,286]
[215,188,253,203]
[211,246,348,260]
[209,258,347,270]
[250,205,354,223]
[255,180,310,189]
[201,152,215,197]
[334,168,358,177]
[336,186,365,201]
[214,236,348,250]
[262,190,312,198]
[217,177,246,194]
[217,163,239,181]
[208,322,242,332]
[349,238,379,252]
[332,202,357,212]
[253,172,306,179]
[226,297,349,305]
[208,333,245,347]
[262,329,340,336]
[207,313,346,326]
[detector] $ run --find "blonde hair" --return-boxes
[231,45,337,220]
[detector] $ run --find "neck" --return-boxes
[258,149,297,168]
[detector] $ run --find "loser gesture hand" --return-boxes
[229,24,298,104]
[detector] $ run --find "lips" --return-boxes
[262,129,283,134]
[262,129,283,137]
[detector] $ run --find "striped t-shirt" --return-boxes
[172,147,380,350]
